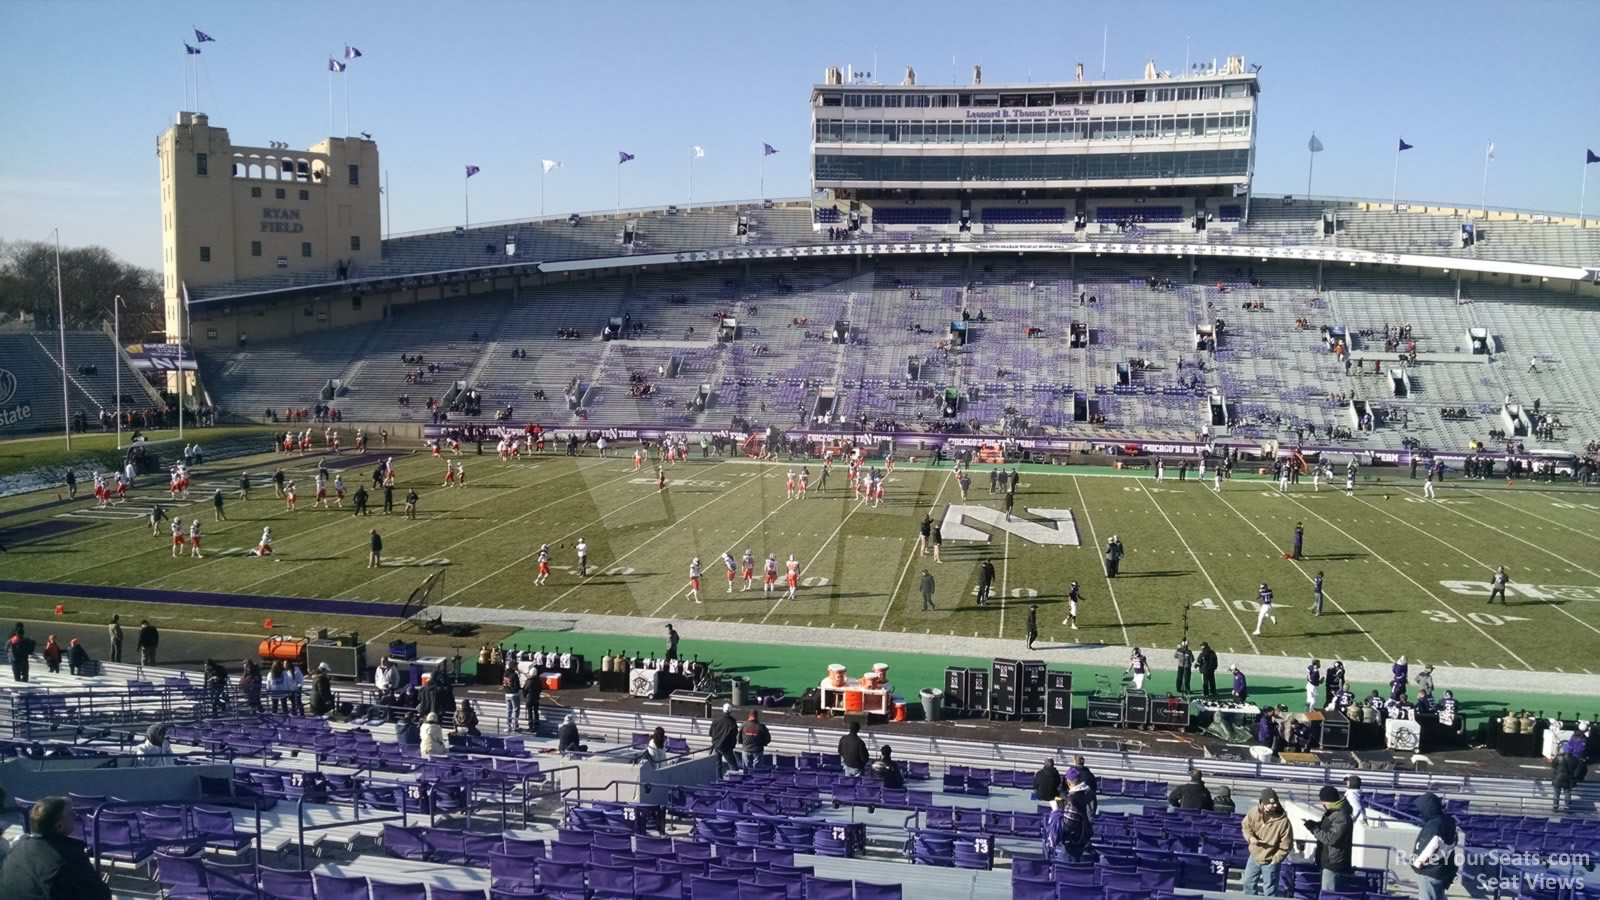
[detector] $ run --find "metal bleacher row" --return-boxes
[0,331,150,432]
[195,250,1600,457]
[6,657,1600,899]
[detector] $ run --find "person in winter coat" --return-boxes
[1552,750,1580,813]
[267,660,290,714]
[739,711,771,768]
[287,664,305,715]
[419,712,448,757]
[838,721,869,775]
[520,671,542,734]
[455,700,481,737]
[557,714,583,755]
[1411,792,1460,900]
[1213,785,1236,814]
[1196,642,1220,697]
[1043,767,1095,861]
[1033,759,1062,802]
[238,660,263,712]
[708,704,741,771]
[870,745,904,790]
[1239,788,1293,895]
[1304,785,1354,892]
[133,724,174,767]
[136,619,159,666]
[642,726,669,765]
[308,664,334,716]
[41,636,62,674]
[1167,770,1214,811]
[67,639,90,677]
[501,666,522,732]
[0,796,113,900]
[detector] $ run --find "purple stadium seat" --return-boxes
[313,872,371,900]
[383,824,431,861]
[954,835,994,870]
[692,875,743,900]
[193,806,255,853]
[1054,887,1105,900]
[549,840,590,864]
[431,889,489,900]
[202,860,260,900]
[259,865,315,899]
[369,881,427,900]
[489,851,537,890]
[635,869,684,900]
[1009,878,1055,900]
[536,860,587,896]
[804,876,854,900]
[589,863,634,899]
[855,882,903,900]
[502,837,546,859]
[489,890,545,900]
[1012,857,1052,881]
[154,851,207,898]
[93,817,153,869]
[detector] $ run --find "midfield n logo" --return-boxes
[939,505,1081,546]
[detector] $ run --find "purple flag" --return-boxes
[465,165,481,178]
[185,43,201,55]
[344,45,362,60]
[328,58,346,73]
[1588,149,1600,165]
[763,143,779,156]
[194,29,215,43]
[1398,138,1414,152]
[618,151,635,164]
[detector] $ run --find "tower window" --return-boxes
[275,187,286,200]
[251,186,261,198]
[251,241,262,257]
[299,189,309,200]
[348,164,359,185]
[199,246,211,262]
[196,153,208,176]
[301,242,312,258]
[350,235,361,251]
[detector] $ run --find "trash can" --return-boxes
[730,676,749,708]
[920,688,942,721]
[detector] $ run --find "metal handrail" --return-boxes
[89,797,265,880]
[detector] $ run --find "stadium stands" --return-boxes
[0,331,151,434]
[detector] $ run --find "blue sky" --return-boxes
[2,1,1596,269]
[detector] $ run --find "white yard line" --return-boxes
[533,463,758,612]
[1462,489,1600,549]
[345,465,647,594]
[1205,488,1391,659]
[878,468,954,631]
[759,494,867,625]
[1136,481,1260,653]
[1071,476,1132,647]
[1278,493,1532,670]
[1353,493,1600,639]
[650,486,797,616]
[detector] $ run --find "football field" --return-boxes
[2,446,1600,675]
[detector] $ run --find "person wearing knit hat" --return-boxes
[739,710,771,768]
[1305,785,1354,891]
[1240,788,1293,894]
[134,723,174,767]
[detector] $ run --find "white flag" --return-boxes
[692,145,705,158]
[1486,142,1495,161]
[1308,133,1324,153]
[541,159,561,174]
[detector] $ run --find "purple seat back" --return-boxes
[805,876,854,900]
[260,865,314,899]
[855,882,903,900]
[431,889,489,900]
[369,880,427,900]
[312,872,371,900]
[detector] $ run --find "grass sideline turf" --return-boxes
[2,445,1600,683]
[0,426,281,479]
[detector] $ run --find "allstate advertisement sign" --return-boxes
[0,368,32,429]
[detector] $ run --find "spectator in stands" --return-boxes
[1343,775,1367,825]
[1033,758,1062,802]
[870,745,904,790]
[521,668,542,734]
[1304,785,1354,891]
[709,703,741,771]
[455,699,481,737]
[135,619,159,666]
[267,660,290,714]
[7,628,33,683]
[500,665,521,732]
[309,663,336,717]
[1214,786,1236,814]
[287,663,306,715]
[1167,770,1214,811]
[557,714,584,755]
[67,640,89,677]
[238,660,262,713]
[106,615,122,664]
[1552,746,1580,813]
[133,724,174,767]
[1411,792,1460,900]
[374,658,401,706]
[0,796,112,900]
[1239,788,1293,896]
[41,636,62,674]
[739,711,771,768]
[204,659,230,715]
[642,726,669,765]
[838,721,869,776]
[420,712,448,757]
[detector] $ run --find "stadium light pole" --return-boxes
[52,228,71,450]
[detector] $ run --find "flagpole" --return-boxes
[760,153,765,201]
[1480,145,1491,219]
[1391,145,1401,211]
[344,66,351,138]
[1306,145,1315,198]
[53,229,71,451]
[177,295,185,441]
[616,164,621,213]
[688,148,694,204]
[1582,163,1590,225]
[384,169,390,241]
[464,171,470,230]
[327,64,334,137]
[114,295,122,450]
[540,168,546,218]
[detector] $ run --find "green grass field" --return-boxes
[2,445,1599,675]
